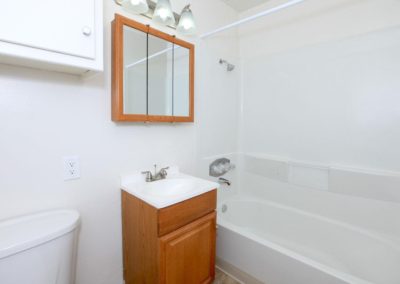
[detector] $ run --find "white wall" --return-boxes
[239,0,400,173]
[0,1,239,284]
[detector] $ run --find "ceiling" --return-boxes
[220,0,270,12]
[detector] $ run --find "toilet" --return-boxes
[0,210,80,284]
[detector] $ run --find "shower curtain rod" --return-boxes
[125,0,305,69]
[200,0,305,39]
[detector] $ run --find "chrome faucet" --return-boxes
[142,164,169,182]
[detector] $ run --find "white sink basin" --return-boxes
[121,170,219,209]
[145,178,199,197]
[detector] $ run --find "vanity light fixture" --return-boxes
[121,0,149,14]
[115,0,196,35]
[177,4,196,35]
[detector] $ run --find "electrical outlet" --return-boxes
[63,156,80,180]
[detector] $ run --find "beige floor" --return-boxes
[214,268,241,284]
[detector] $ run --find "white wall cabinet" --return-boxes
[0,0,103,74]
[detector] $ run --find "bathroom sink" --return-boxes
[121,168,219,209]
[145,178,199,197]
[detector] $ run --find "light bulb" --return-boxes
[121,0,149,14]
[182,19,193,30]
[158,8,169,20]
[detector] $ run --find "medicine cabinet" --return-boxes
[112,14,194,122]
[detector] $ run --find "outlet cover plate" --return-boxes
[63,156,80,180]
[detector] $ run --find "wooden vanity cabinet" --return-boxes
[121,190,217,284]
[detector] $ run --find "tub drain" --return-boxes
[221,204,228,213]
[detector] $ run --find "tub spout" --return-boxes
[218,178,231,186]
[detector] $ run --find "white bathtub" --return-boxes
[216,195,400,284]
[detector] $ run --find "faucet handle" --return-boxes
[141,171,153,182]
[159,166,169,178]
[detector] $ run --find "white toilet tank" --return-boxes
[0,210,80,284]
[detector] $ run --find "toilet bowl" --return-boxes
[0,210,80,284]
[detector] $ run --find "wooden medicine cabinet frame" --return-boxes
[112,14,195,122]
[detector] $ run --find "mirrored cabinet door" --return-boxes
[173,44,190,117]
[148,33,173,116]
[112,14,195,123]
[123,25,147,115]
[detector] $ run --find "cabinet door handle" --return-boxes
[82,26,92,36]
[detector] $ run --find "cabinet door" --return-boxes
[0,0,95,59]
[159,212,216,284]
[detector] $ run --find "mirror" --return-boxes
[123,25,147,115]
[174,45,190,117]
[148,33,173,116]
[112,14,194,122]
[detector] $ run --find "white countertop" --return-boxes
[121,168,219,209]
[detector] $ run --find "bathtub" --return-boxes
[216,195,400,284]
